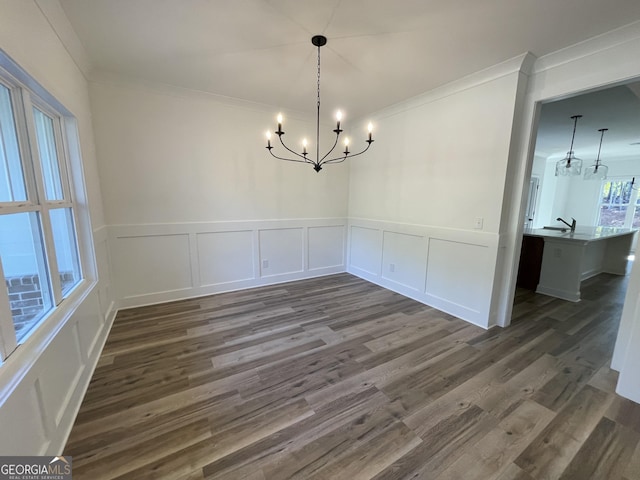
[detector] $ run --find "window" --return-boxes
[598,179,640,228]
[0,66,83,360]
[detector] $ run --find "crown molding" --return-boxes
[368,52,536,121]
[533,20,640,74]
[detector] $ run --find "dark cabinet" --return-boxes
[517,235,544,290]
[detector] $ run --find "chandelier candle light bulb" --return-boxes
[264,35,375,173]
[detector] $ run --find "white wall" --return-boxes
[0,0,113,455]
[347,56,531,328]
[531,156,558,228]
[90,81,349,225]
[88,79,351,307]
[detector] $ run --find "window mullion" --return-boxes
[627,183,640,228]
[37,204,62,306]
[12,88,38,206]
[52,115,71,201]
[0,203,39,214]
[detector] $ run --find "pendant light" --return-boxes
[555,115,583,176]
[584,128,609,180]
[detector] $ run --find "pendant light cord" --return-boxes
[594,128,608,172]
[595,128,606,165]
[569,115,581,153]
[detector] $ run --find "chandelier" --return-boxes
[555,115,583,176]
[265,35,374,173]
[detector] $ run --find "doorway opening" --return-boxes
[513,78,640,392]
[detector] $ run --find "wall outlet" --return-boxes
[262,259,269,268]
[474,217,484,230]
[389,263,395,273]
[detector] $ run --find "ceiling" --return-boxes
[535,83,640,162]
[58,0,640,122]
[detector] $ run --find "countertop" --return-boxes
[523,226,637,242]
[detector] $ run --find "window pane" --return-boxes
[599,205,628,227]
[49,208,81,296]
[0,84,27,202]
[633,209,640,229]
[33,107,63,201]
[0,212,52,342]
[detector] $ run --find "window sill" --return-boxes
[0,277,98,404]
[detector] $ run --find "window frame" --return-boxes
[597,178,640,229]
[0,53,93,364]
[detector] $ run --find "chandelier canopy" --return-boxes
[265,35,374,172]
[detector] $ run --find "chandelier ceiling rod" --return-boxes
[265,35,374,173]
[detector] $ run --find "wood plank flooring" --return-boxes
[65,272,640,479]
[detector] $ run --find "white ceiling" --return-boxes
[58,0,640,121]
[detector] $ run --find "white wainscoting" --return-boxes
[347,218,500,328]
[110,218,348,309]
[0,226,116,455]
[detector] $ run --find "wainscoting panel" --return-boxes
[112,233,193,299]
[425,238,493,321]
[94,227,113,321]
[0,381,47,454]
[74,292,104,361]
[37,325,83,427]
[347,218,499,328]
[0,222,116,455]
[259,228,304,277]
[308,225,345,271]
[349,226,383,276]
[197,230,254,286]
[110,219,348,309]
[381,231,427,292]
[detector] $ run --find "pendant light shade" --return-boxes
[555,115,583,176]
[584,128,609,180]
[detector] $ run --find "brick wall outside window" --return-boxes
[6,273,74,338]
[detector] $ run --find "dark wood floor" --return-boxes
[65,272,640,479]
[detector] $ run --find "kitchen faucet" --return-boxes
[557,217,576,232]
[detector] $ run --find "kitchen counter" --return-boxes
[522,226,636,302]
[523,226,636,242]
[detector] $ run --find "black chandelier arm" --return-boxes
[277,134,314,164]
[267,147,314,165]
[318,131,341,163]
[321,140,373,166]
